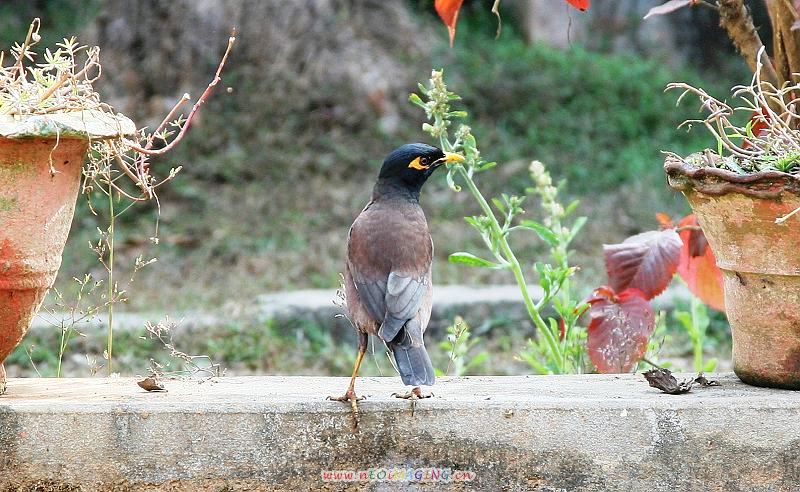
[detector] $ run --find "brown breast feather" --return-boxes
[345,198,433,339]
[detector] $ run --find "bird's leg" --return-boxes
[327,332,368,422]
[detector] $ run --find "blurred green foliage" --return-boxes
[2,4,736,310]
[433,16,728,196]
[45,8,738,310]
[0,1,100,48]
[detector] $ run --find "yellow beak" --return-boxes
[437,152,465,164]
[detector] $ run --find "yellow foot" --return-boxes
[0,363,5,396]
[327,390,366,430]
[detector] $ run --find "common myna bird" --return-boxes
[330,143,464,410]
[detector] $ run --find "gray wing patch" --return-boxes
[378,272,427,342]
[353,279,386,323]
[386,272,426,321]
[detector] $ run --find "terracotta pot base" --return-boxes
[725,270,800,389]
[0,288,46,375]
[0,112,134,389]
[666,155,800,389]
[0,137,88,385]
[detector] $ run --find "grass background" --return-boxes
[1,2,743,377]
[58,9,737,309]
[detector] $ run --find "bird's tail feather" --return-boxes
[389,337,435,387]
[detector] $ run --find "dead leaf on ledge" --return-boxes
[137,377,167,392]
[694,374,720,387]
[643,368,719,394]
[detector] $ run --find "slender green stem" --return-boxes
[428,76,566,373]
[560,276,571,371]
[552,219,572,372]
[107,181,115,375]
[57,328,65,378]
[453,165,564,372]
[691,298,704,372]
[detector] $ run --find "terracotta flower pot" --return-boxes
[665,154,800,389]
[0,111,134,393]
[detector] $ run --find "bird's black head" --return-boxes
[375,143,464,199]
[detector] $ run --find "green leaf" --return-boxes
[674,310,692,333]
[564,199,580,217]
[534,261,551,294]
[552,296,565,314]
[464,216,480,228]
[449,252,503,269]
[463,216,482,228]
[520,220,559,247]
[568,216,588,243]
[466,352,489,370]
[446,168,461,192]
[723,156,747,175]
[703,358,718,372]
[491,197,506,214]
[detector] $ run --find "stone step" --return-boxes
[29,283,692,341]
[28,285,539,345]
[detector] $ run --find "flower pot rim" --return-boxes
[0,109,136,140]
[664,152,800,198]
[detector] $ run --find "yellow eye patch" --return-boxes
[408,156,429,170]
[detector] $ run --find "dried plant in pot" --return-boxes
[664,62,800,389]
[0,19,234,392]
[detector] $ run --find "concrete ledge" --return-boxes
[1,374,798,491]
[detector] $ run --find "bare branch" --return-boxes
[122,33,236,156]
[718,0,781,87]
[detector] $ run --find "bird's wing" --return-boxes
[350,273,386,323]
[347,200,432,342]
[350,269,428,340]
[379,271,428,342]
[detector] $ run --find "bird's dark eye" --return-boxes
[420,157,429,165]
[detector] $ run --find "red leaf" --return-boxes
[685,223,708,258]
[676,215,725,311]
[604,229,682,300]
[743,107,770,149]
[435,0,464,47]
[655,212,674,229]
[643,0,693,20]
[587,287,655,373]
[565,0,590,11]
[586,285,617,304]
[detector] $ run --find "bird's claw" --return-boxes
[326,393,366,403]
[392,387,432,417]
[391,387,432,400]
[327,390,365,430]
